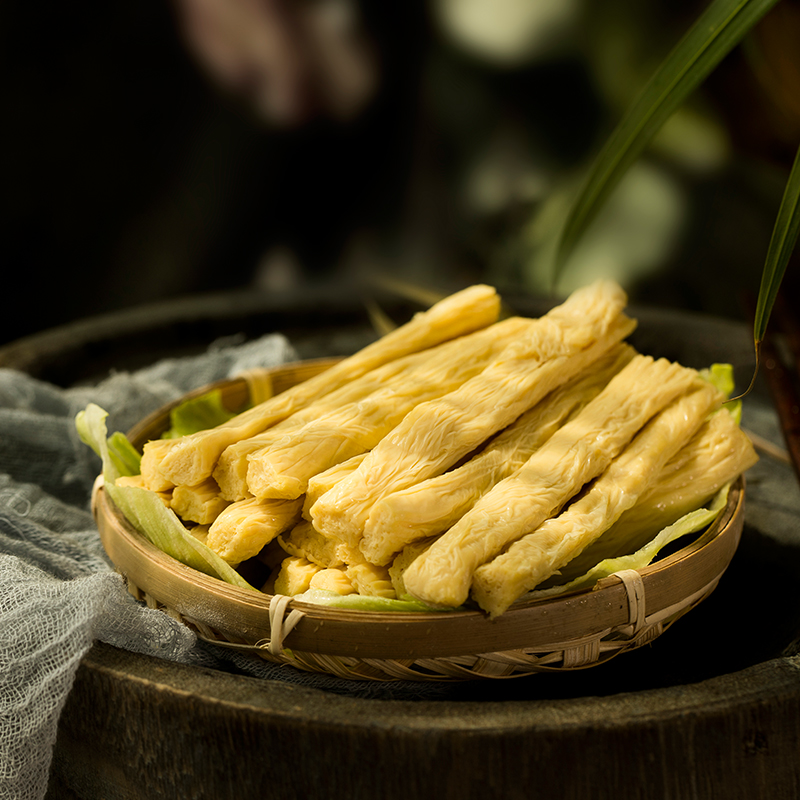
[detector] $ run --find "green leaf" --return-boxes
[161,388,239,439]
[699,363,735,398]
[76,403,125,484]
[556,0,780,274]
[753,141,800,344]
[291,588,460,613]
[699,362,742,422]
[105,480,255,591]
[525,484,731,600]
[77,403,256,592]
[107,431,142,477]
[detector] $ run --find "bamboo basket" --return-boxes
[93,359,747,682]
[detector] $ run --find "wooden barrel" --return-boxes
[3,287,799,799]
[48,642,800,800]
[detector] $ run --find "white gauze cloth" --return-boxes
[0,334,296,800]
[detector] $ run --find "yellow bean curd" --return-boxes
[310,280,633,548]
[213,325,523,502]
[244,316,535,501]
[206,496,303,565]
[141,284,500,490]
[471,379,724,616]
[213,349,439,501]
[359,344,635,566]
[302,454,367,521]
[170,477,230,526]
[401,355,699,608]
[278,519,363,569]
[554,407,759,582]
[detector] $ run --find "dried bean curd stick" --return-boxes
[206,496,303,565]
[114,474,172,507]
[302,454,367,521]
[213,342,477,500]
[346,562,396,598]
[245,316,536,500]
[388,538,438,598]
[402,355,699,608]
[308,568,356,595]
[273,557,321,595]
[141,284,500,490]
[360,344,635,565]
[188,525,210,545]
[555,408,758,580]
[471,380,725,616]
[311,280,634,547]
[279,519,363,568]
[139,439,182,493]
[169,477,231,525]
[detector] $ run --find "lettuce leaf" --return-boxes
[161,389,239,439]
[291,588,460,613]
[77,403,255,591]
[76,405,140,482]
[699,362,741,423]
[523,484,731,601]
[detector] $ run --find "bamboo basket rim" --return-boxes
[93,359,747,682]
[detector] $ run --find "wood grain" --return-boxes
[47,642,800,800]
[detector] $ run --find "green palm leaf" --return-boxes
[556,0,780,273]
[754,142,800,345]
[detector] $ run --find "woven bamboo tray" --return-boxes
[93,359,747,682]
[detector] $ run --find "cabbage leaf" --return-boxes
[161,389,239,439]
[76,403,255,591]
[292,588,459,613]
[523,483,731,601]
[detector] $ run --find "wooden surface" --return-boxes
[6,289,795,799]
[48,642,800,800]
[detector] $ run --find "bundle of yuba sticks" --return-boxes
[136,280,758,617]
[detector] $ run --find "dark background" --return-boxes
[2,0,798,349]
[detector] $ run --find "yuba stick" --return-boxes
[206,496,303,565]
[311,280,634,547]
[471,380,724,616]
[556,407,759,580]
[401,356,699,608]
[359,344,635,565]
[141,284,500,490]
[244,316,535,500]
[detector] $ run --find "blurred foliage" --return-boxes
[548,0,797,349]
[432,0,799,324]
